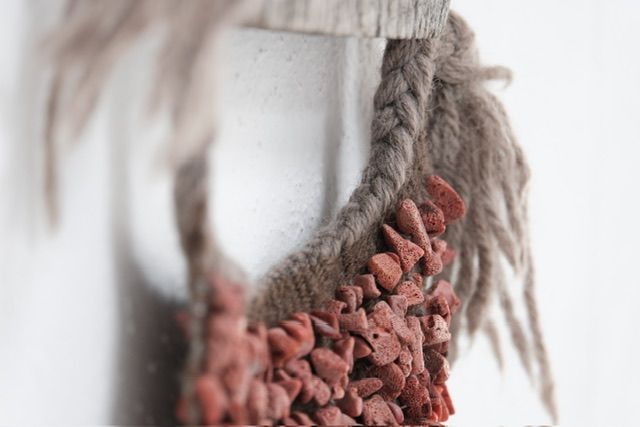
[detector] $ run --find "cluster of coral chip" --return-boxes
[178,175,465,426]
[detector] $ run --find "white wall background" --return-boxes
[1,0,639,424]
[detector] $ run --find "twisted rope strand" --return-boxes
[250,39,440,324]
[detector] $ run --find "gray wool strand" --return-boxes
[425,13,557,421]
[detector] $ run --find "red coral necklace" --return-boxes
[177,174,465,426]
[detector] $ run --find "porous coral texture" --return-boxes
[178,175,464,426]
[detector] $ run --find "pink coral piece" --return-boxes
[395,280,425,306]
[396,199,443,276]
[314,406,343,426]
[324,299,347,315]
[310,348,350,387]
[353,336,373,359]
[362,394,397,426]
[336,286,359,313]
[429,279,461,314]
[367,252,403,291]
[338,387,364,418]
[419,200,446,236]
[420,314,451,346]
[387,294,408,317]
[381,224,425,272]
[425,174,466,224]
[363,328,401,366]
[196,375,227,425]
[338,308,368,333]
[310,312,342,339]
[369,363,406,401]
[347,378,384,399]
[354,274,381,299]
[267,327,300,368]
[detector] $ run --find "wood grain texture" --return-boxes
[241,0,451,39]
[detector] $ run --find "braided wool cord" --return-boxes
[44,2,557,422]
[250,38,438,324]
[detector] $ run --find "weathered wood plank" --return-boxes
[241,0,451,39]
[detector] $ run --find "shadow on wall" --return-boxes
[111,233,186,425]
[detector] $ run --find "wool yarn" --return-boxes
[44,1,557,423]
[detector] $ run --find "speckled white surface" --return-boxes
[212,30,383,288]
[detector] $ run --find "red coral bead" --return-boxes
[310,348,350,387]
[429,279,461,314]
[369,363,406,400]
[337,387,364,418]
[354,274,381,299]
[367,252,403,291]
[347,378,384,398]
[362,394,397,426]
[314,406,343,426]
[381,224,425,272]
[420,314,451,346]
[395,280,425,306]
[419,200,446,236]
[425,174,466,224]
[396,199,443,276]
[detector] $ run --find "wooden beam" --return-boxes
[241,0,451,39]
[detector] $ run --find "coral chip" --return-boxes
[324,299,347,315]
[429,279,461,314]
[337,387,364,418]
[362,394,397,426]
[387,401,405,425]
[387,294,408,317]
[310,375,332,406]
[419,200,446,236]
[395,280,425,306]
[277,378,302,402]
[396,199,443,276]
[196,375,227,425]
[266,383,291,421]
[338,308,369,334]
[363,328,402,366]
[353,336,373,359]
[292,411,315,425]
[367,252,403,291]
[267,327,300,368]
[336,286,359,312]
[382,224,425,272]
[354,274,381,299]
[424,349,450,385]
[348,378,384,398]
[314,406,343,426]
[420,314,451,346]
[425,174,466,224]
[310,348,350,387]
[333,336,355,373]
[368,363,406,400]
[310,312,342,339]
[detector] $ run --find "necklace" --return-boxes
[179,175,464,425]
[44,3,556,423]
